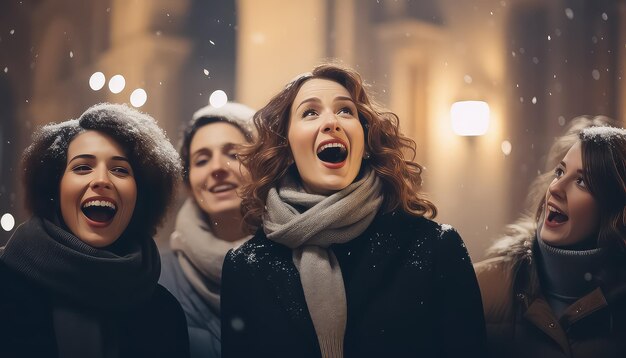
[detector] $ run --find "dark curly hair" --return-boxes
[21,103,182,236]
[239,63,437,229]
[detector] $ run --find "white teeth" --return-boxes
[83,200,116,210]
[548,205,562,214]
[317,142,346,153]
[211,184,236,193]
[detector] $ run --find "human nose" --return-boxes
[209,154,229,180]
[548,177,565,200]
[321,112,342,134]
[90,166,112,190]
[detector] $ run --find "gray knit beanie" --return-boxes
[192,101,256,139]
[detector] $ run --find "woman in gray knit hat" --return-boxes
[159,101,255,358]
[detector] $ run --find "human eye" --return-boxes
[554,166,564,179]
[193,153,210,167]
[111,166,131,177]
[337,107,354,116]
[71,164,92,174]
[226,150,239,160]
[302,108,318,118]
[575,176,587,188]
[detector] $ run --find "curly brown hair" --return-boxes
[239,63,437,229]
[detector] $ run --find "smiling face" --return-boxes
[188,121,249,218]
[540,141,600,247]
[287,78,365,195]
[59,130,137,247]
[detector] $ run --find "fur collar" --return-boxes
[485,214,536,261]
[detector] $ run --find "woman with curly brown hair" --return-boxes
[221,64,487,357]
[0,103,189,357]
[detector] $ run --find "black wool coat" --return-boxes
[0,262,190,358]
[222,210,487,357]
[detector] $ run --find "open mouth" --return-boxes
[547,205,568,224]
[316,142,348,164]
[82,200,117,223]
[209,183,237,194]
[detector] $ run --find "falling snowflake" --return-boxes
[69,51,74,58]
[209,40,215,45]
[592,69,600,80]
[9,29,15,35]
[531,96,537,104]
[203,69,209,76]
[565,8,574,20]
[3,67,7,73]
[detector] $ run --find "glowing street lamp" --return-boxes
[450,100,490,136]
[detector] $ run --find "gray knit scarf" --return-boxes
[170,198,250,313]
[264,168,383,358]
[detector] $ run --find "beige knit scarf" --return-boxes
[264,168,383,357]
[170,198,250,313]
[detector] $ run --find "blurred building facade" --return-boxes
[1,0,625,259]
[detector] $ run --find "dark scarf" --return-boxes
[536,230,605,318]
[0,216,160,311]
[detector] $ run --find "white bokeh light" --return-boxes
[108,74,126,94]
[89,72,106,91]
[501,140,512,156]
[1,213,15,231]
[209,90,228,108]
[130,88,147,107]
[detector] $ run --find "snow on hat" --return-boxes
[191,101,256,139]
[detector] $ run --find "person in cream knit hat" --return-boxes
[160,101,255,358]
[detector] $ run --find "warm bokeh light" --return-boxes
[501,140,512,156]
[89,72,106,91]
[450,101,490,136]
[108,74,126,94]
[130,88,147,107]
[209,90,228,108]
[1,213,15,231]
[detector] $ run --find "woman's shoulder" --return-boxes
[474,229,534,281]
[158,250,184,293]
[372,210,462,243]
[226,231,288,264]
[148,283,186,311]
[0,261,45,300]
